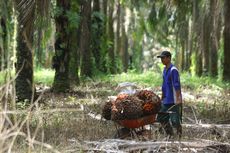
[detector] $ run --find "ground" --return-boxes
[11,82,230,152]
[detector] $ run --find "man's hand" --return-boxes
[176,90,182,104]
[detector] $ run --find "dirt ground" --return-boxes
[12,82,230,152]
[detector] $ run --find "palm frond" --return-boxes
[14,0,35,27]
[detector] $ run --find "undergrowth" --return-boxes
[0,68,230,152]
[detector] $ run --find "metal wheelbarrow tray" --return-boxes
[116,114,157,129]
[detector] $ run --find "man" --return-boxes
[156,51,182,138]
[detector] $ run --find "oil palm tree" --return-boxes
[14,0,36,102]
[14,0,50,101]
[52,0,71,92]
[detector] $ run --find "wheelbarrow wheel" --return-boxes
[113,127,131,139]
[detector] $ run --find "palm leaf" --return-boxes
[15,0,35,27]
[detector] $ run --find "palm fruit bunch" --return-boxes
[111,95,144,120]
[135,90,161,115]
[102,90,161,121]
[101,94,128,120]
[102,101,113,120]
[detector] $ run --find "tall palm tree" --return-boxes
[14,0,50,101]
[107,0,115,74]
[53,0,70,92]
[52,0,71,92]
[223,0,230,81]
[14,0,36,102]
[80,0,93,77]
[0,0,9,71]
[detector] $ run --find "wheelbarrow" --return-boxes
[116,114,157,129]
[113,114,157,139]
[113,112,175,139]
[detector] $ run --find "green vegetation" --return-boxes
[1,68,230,152]
[0,0,230,152]
[0,70,15,85]
[31,69,230,90]
[97,70,162,87]
[1,68,229,90]
[0,71,5,84]
[34,69,55,85]
[181,72,230,90]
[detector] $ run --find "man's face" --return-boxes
[161,56,170,65]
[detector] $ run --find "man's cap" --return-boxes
[157,51,171,58]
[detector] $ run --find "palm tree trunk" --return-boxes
[52,0,70,92]
[209,0,220,77]
[202,10,210,75]
[15,0,36,101]
[0,1,9,71]
[121,22,128,72]
[193,0,202,76]
[115,0,121,58]
[92,0,103,72]
[69,27,79,85]
[223,0,230,81]
[80,0,92,77]
[0,18,7,71]
[36,28,43,67]
[107,0,115,74]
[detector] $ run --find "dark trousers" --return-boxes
[157,103,182,136]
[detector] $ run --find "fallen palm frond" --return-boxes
[0,80,61,153]
[84,139,230,153]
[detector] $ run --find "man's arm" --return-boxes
[171,69,182,104]
[176,90,182,104]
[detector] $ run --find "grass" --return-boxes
[34,69,54,85]
[0,69,54,86]
[181,72,230,90]
[88,70,230,91]
[1,68,230,90]
[97,70,162,88]
[0,71,4,84]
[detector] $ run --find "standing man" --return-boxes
[156,51,182,138]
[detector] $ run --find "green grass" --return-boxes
[34,69,55,85]
[0,69,54,86]
[0,71,5,85]
[33,69,162,88]
[181,72,230,90]
[1,68,230,90]
[98,71,230,90]
[98,71,162,87]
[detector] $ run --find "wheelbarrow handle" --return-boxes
[158,111,176,114]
